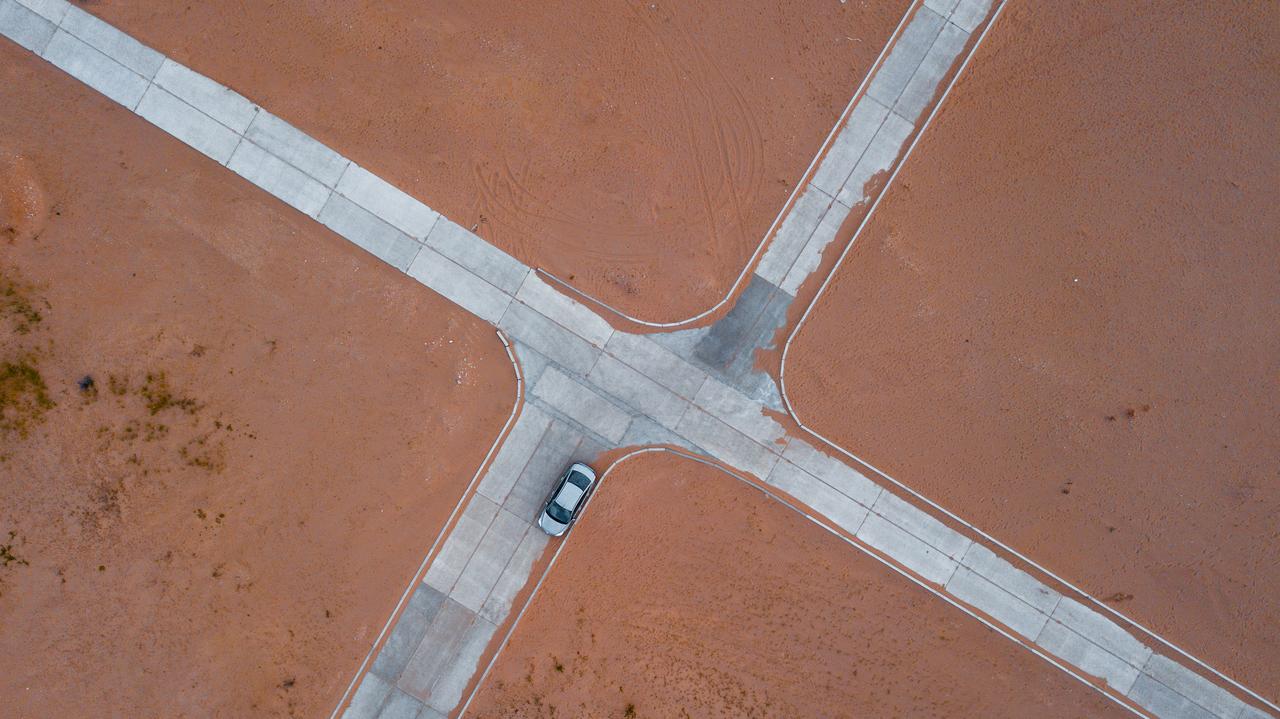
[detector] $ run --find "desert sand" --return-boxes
[84,0,911,323]
[0,44,514,718]
[786,0,1280,697]
[470,452,1126,718]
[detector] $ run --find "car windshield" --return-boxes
[546,501,572,524]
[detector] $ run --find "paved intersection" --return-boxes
[1,1,1275,718]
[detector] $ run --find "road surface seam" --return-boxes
[2,2,1271,718]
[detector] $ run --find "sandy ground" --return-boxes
[469,453,1125,718]
[786,0,1280,698]
[0,44,515,718]
[83,0,910,324]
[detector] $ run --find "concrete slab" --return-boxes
[1127,673,1218,719]
[604,333,707,399]
[836,109,915,207]
[476,405,552,505]
[227,139,331,217]
[13,0,66,24]
[343,671,394,719]
[397,598,476,699]
[674,407,778,480]
[377,689,425,719]
[515,274,613,348]
[1142,655,1250,719]
[423,494,500,594]
[1050,598,1152,669]
[588,354,689,428]
[244,110,349,186]
[531,367,631,445]
[894,21,969,123]
[153,59,257,133]
[857,513,957,585]
[407,247,512,324]
[619,415,700,452]
[1035,620,1141,694]
[60,5,163,79]
[336,164,439,240]
[866,5,946,108]
[647,323,708,361]
[370,584,447,683]
[1237,704,1276,719]
[575,433,609,465]
[950,0,993,33]
[694,377,788,450]
[767,460,869,535]
[871,491,971,559]
[424,617,498,714]
[449,509,531,613]
[959,543,1060,615]
[809,97,892,197]
[512,341,550,390]
[480,523,549,623]
[319,193,422,272]
[501,419,583,521]
[425,219,528,295]
[779,199,846,296]
[499,302,601,377]
[755,184,834,286]
[923,0,961,16]
[946,567,1048,640]
[781,440,882,507]
[0,0,55,54]
[137,85,241,164]
[42,30,148,109]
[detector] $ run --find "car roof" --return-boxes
[554,481,585,509]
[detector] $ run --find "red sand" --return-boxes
[0,44,514,718]
[84,0,910,324]
[786,0,1280,698]
[470,453,1126,718]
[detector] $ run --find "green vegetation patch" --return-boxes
[139,371,200,415]
[0,357,54,437]
[0,531,28,568]
[0,267,47,335]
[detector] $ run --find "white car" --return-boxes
[537,462,597,536]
